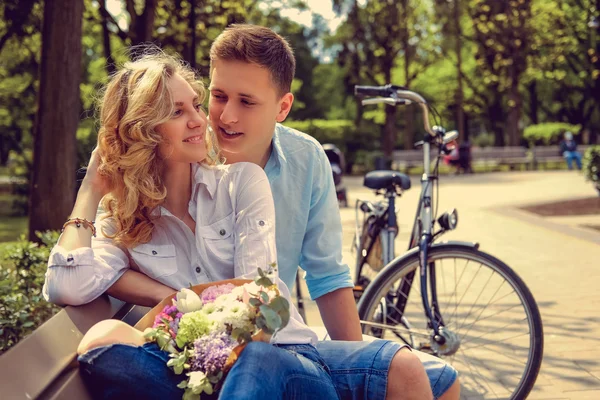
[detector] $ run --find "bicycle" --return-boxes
[352,84,543,400]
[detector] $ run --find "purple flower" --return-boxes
[201,283,236,304]
[152,304,181,338]
[191,332,237,375]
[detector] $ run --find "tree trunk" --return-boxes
[188,0,197,69]
[506,72,522,146]
[28,0,83,242]
[528,81,538,124]
[454,0,465,141]
[383,105,397,158]
[489,98,505,146]
[98,0,116,75]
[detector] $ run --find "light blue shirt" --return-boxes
[264,124,354,300]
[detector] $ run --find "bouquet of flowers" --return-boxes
[137,268,290,400]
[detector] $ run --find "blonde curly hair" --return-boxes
[96,51,218,248]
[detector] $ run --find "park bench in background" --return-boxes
[391,146,531,173]
[532,144,591,169]
[390,145,593,174]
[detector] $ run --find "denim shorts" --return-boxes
[315,339,458,400]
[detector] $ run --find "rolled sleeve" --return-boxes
[300,147,353,300]
[43,220,130,306]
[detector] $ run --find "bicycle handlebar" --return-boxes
[354,84,408,97]
[355,85,433,136]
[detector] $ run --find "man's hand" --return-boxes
[315,287,363,341]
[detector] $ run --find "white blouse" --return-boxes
[43,162,317,345]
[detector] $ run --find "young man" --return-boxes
[207,24,460,400]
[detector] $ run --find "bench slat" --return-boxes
[0,296,131,400]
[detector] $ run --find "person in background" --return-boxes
[559,131,582,170]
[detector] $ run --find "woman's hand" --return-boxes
[80,148,112,200]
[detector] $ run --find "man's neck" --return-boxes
[224,144,273,169]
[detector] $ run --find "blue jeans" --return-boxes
[78,340,457,399]
[563,151,582,170]
[78,342,338,400]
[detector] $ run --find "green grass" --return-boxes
[0,216,28,243]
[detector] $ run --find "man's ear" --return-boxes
[276,93,294,123]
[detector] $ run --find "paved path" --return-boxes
[295,170,600,399]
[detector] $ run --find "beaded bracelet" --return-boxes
[62,217,96,237]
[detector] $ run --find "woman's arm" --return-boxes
[44,149,129,306]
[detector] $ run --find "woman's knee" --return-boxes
[77,319,145,355]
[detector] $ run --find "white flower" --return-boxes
[173,288,203,313]
[187,370,213,394]
[232,282,278,301]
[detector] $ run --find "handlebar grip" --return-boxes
[354,84,409,97]
[355,85,391,97]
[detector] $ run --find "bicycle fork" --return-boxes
[418,172,446,343]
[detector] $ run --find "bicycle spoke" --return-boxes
[461,317,530,348]
[456,267,503,335]
[462,331,532,356]
[456,346,502,399]
[459,295,524,340]
[449,259,471,328]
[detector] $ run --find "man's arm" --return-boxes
[106,269,175,307]
[300,143,363,340]
[316,288,363,341]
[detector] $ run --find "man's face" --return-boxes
[208,59,293,167]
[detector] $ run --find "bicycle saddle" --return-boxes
[363,170,411,191]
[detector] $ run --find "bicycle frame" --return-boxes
[356,86,457,339]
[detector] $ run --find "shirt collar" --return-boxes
[265,124,287,177]
[192,162,218,199]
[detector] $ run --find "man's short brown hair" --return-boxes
[210,24,296,97]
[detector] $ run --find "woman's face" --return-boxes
[156,73,208,164]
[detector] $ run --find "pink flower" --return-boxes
[201,283,236,303]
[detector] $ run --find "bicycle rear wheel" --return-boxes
[357,244,543,400]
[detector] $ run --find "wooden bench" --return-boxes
[470,146,531,171]
[532,145,591,169]
[0,296,150,400]
[391,146,531,173]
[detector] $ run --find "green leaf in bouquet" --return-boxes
[260,305,282,331]
[255,276,274,288]
[248,298,261,307]
[232,327,253,344]
[268,297,291,327]
[258,267,266,278]
[183,388,201,400]
[177,380,188,389]
[269,296,289,312]
[255,315,272,334]
[167,351,190,375]
[259,291,270,304]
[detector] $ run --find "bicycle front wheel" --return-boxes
[357,244,543,400]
